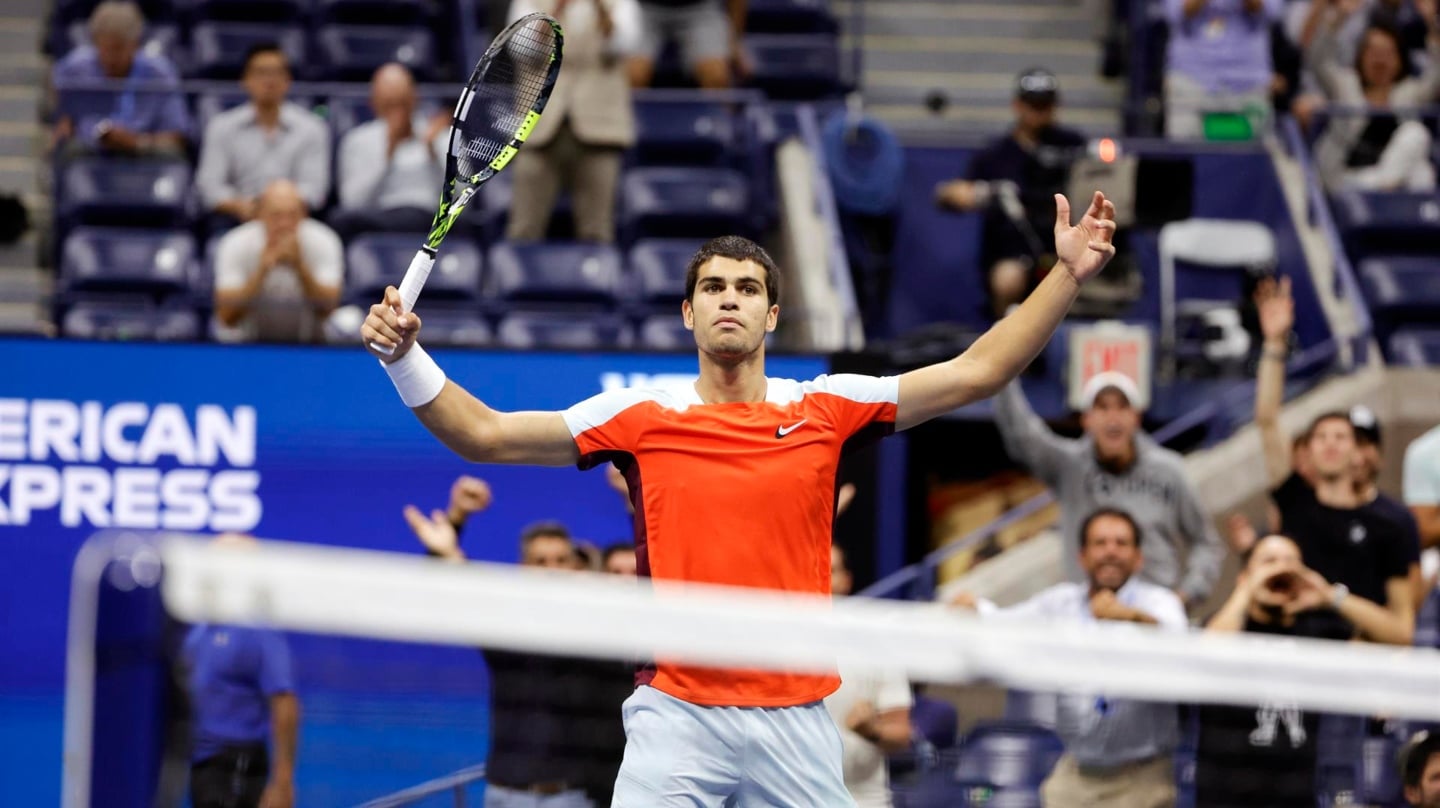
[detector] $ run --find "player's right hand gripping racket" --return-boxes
[370,13,563,354]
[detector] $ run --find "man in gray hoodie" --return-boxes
[993,371,1224,607]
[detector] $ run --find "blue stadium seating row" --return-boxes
[56,230,709,348]
[55,158,764,244]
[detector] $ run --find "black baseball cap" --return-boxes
[1349,405,1382,446]
[1016,67,1059,107]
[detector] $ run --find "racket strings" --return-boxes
[454,18,556,178]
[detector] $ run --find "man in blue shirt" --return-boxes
[50,0,189,157]
[183,537,299,808]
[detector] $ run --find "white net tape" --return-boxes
[154,535,1440,721]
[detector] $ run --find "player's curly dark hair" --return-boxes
[684,236,781,307]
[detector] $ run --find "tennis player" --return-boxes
[362,191,1117,806]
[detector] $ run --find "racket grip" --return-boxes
[370,249,436,356]
[396,249,436,314]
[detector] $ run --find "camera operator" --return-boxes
[935,67,1086,320]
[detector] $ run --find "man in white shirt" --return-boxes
[951,507,1185,808]
[1405,424,1440,587]
[213,179,343,344]
[825,544,912,808]
[333,63,450,239]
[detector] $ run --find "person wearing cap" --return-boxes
[1350,404,1426,607]
[992,369,1225,608]
[1402,730,1440,807]
[935,67,1087,320]
[1162,0,1282,138]
[1251,276,1415,644]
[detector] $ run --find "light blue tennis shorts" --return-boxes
[611,685,857,807]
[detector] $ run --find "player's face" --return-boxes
[1081,390,1139,461]
[93,33,137,79]
[1079,515,1140,591]
[523,535,577,569]
[604,549,637,576]
[243,52,292,107]
[1307,417,1357,480]
[682,257,778,360]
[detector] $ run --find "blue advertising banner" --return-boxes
[3,338,827,805]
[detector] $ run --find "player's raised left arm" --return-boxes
[895,192,1117,431]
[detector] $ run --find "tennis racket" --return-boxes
[370,12,564,354]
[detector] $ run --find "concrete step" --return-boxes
[838,2,1096,38]
[868,100,1120,136]
[0,87,40,126]
[859,45,1099,78]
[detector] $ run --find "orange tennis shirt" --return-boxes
[562,374,900,708]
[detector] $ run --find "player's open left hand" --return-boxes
[362,285,422,363]
[1053,191,1118,284]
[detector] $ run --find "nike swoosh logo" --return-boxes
[776,419,808,438]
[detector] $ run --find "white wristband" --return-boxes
[381,344,447,408]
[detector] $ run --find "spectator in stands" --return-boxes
[405,490,632,808]
[825,543,911,808]
[1253,276,1416,643]
[1196,533,1355,807]
[1404,422,1440,585]
[951,508,1185,808]
[1286,0,1433,81]
[935,68,1086,319]
[1402,729,1440,807]
[183,534,298,808]
[333,63,450,240]
[505,0,640,243]
[628,0,749,89]
[602,541,638,575]
[1304,0,1440,191]
[213,179,343,344]
[992,372,1225,608]
[50,1,189,158]
[1350,404,1428,604]
[1163,0,1282,138]
[196,43,330,228]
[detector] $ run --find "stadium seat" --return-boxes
[1386,327,1440,366]
[476,170,575,241]
[1358,735,1405,806]
[1002,690,1057,729]
[314,0,432,24]
[952,722,1063,789]
[58,157,191,229]
[743,34,842,100]
[629,238,702,309]
[1359,256,1440,334]
[1330,189,1440,255]
[912,694,960,750]
[1316,762,1360,808]
[496,312,633,351]
[316,25,438,82]
[486,242,623,307]
[637,315,694,351]
[620,167,752,241]
[172,0,306,21]
[61,299,201,342]
[745,0,839,32]
[56,21,181,62]
[189,22,308,80]
[346,234,483,303]
[59,227,196,297]
[414,304,491,347]
[632,99,739,167]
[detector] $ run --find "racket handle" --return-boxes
[370,249,436,356]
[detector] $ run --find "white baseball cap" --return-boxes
[1080,371,1142,410]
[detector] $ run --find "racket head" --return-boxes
[425,13,563,251]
